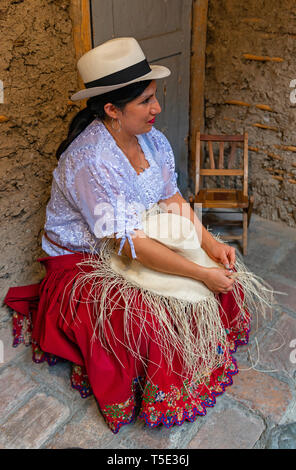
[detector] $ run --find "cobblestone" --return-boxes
[46,399,112,449]
[254,313,296,377]
[271,245,296,283]
[187,406,265,449]
[0,322,26,370]
[0,214,295,449]
[112,420,183,450]
[226,361,292,423]
[0,393,70,449]
[263,274,296,313]
[266,423,296,449]
[0,366,39,422]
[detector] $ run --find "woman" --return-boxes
[4,38,269,434]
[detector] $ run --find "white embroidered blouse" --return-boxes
[42,119,181,258]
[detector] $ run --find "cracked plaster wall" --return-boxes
[0,0,80,322]
[204,0,296,226]
[1,0,296,323]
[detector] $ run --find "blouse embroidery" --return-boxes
[42,119,181,258]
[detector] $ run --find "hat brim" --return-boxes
[70,65,171,101]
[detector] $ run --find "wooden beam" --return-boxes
[200,134,244,142]
[200,169,244,176]
[189,0,208,191]
[69,0,92,109]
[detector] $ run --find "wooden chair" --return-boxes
[190,132,254,255]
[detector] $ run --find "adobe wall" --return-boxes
[1,0,296,323]
[201,0,296,226]
[0,0,80,323]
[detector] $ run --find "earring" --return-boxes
[111,118,121,132]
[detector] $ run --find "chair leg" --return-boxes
[243,211,248,256]
[247,195,254,227]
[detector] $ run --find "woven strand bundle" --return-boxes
[67,204,274,382]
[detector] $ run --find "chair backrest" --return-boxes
[195,132,249,196]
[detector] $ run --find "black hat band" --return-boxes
[85,59,151,88]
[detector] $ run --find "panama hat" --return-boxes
[70,37,171,101]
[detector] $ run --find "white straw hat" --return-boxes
[70,37,171,101]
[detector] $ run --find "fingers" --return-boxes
[228,272,239,279]
[220,286,234,294]
[221,254,230,267]
[224,269,233,277]
[207,267,235,294]
[223,246,236,269]
[223,284,234,293]
[224,270,236,282]
[229,247,236,268]
[215,286,234,294]
[223,273,234,292]
[213,283,234,295]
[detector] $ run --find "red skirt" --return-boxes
[4,252,250,434]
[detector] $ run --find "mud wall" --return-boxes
[1,0,296,323]
[204,0,296,226]
[0,0,80,323]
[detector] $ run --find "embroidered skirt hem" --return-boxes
[4,253,251,434]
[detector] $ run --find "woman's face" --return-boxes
[109,80,162,136]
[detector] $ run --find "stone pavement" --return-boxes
[0,213,295,449]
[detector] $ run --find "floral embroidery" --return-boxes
[100,376,145,433]
[32,340,67,366]
[12,311,32,347]
[71,364,92,398]
[217,345,224,354]
[142,381,158,404]
[9,306,250,435]
[99,318,250,434]
[147,406,159,422]
[97,322,249,434]
[10,311,92,398]
[155,391,165,402]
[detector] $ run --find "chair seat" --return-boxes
[195,189,249,208]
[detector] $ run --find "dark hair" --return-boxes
[56,80,152,159]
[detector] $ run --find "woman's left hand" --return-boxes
[205,239,236,269]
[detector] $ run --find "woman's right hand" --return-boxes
[202,267,235,294]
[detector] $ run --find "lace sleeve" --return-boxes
[150,128,181,200]
[65,152,143,259]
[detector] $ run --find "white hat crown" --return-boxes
[71,37,170,101]
[78,37,146,84]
